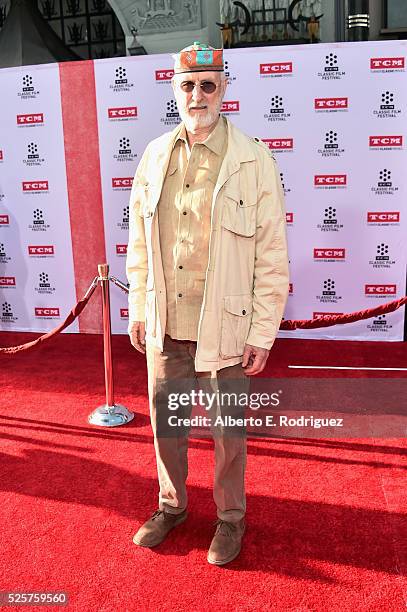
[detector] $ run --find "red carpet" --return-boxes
[0,332,406,611]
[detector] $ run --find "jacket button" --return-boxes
[185,184,190,188]
[239,200,243,206]
[178,265,183,269]
[242,309,246,315]
[183,211,187,215]
[178,293,183,298]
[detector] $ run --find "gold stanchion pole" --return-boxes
[88,263,134,427]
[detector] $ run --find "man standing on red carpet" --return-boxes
[126,42,289,565]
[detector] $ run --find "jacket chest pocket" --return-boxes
[221,189,256,238]
[220,295,253,359]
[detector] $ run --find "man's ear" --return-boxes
[221,75,228,98]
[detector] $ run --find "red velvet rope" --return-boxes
[0,293,406,355]
[0,279,98,355]
[280,296,407,330]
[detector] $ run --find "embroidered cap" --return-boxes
[173,41,224,74]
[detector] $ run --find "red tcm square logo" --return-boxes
[221,101,240,112]
[22,181,48,192]
[17,113,44,125]
[370,57,405,69]
[0,150,3,160]
[116,244,127,255]
[369,135,403,147]
[314,175,347,186]
[28,245,54,255]
[120,308,129,318]
[0,277,16,286]
[289,283,293,294]
[112,177,133,189]
[365,284,396,295]
[263,138,293,150]
[0,214,9,225]
[367,212,400,223]
[314,248,345,259]
[155,69,174,81]
[286,212,293,223]
[314,97,348,109]
[260,62,292,74]
[108,107,137,118]
[35,307,60,317]
[313,312,342,319]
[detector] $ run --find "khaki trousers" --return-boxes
[146,335,248,523]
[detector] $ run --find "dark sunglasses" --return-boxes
[179,80,218,94]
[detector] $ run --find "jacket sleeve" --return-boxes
[126,148,149,327]
[246,150,290,350]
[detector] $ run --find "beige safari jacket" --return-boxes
[126,118,289,372]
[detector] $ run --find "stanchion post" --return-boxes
[88,263,134,427]
[99,263,114,406]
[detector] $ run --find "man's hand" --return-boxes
[242,344,270,376]
[129,321,146,354]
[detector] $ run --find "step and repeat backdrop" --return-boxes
[0,41,406,339]
[0,64,78,333]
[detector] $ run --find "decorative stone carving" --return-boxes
[131,0,201,34]
[220,0,322,23]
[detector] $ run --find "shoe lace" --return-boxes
[214,519,237,537]
[151,510,165,521]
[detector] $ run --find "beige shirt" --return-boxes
[158,116,227,341]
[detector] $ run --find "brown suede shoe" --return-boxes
[207,519,245,565]
[133,509,187,548]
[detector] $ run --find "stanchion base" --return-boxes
[88,404,134,427]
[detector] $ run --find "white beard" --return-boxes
[178,105,221,133]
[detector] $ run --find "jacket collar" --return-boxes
[216,118,255,191]
[149,116,254,171]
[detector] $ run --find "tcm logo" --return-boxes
[0,150,3,160]
[289,283,293,294]
[221,101,239,112]
[365,285,396,295]
[22,181,48,191]
[369,136,403,147]
[0,214,9,225]
[314,249,345,259]
[116,244,127,255]
[35,307,60,317]
[313,312,342,319]
[367,212,400,223]
[314,175,347,186]
[108,107,137,118]
[17,113,44,125]
[155,69,174,81]
[370,58,405,69]
[263,138,293,150]
[286,212,293,223]
[28,245,54,255]
[0,277,15,286]
[314,97,348,109]
[112,177,133,189]
[120,308,129,318]
[260,62,292,74]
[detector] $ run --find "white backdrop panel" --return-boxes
[94,41,407,339]
[0,63,78,333]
